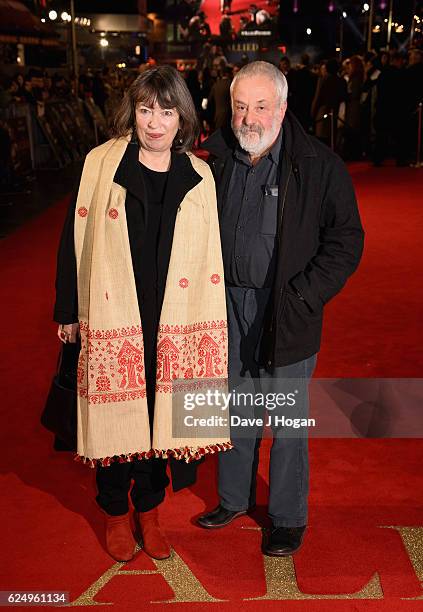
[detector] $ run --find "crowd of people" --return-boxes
[3,67,131,120]
[185,45,423,164]
[177,1,277,44]
[2,44,422,166]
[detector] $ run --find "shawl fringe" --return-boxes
[74,441,234,468]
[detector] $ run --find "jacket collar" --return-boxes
[202,109,317,162]
[113,140,202,203]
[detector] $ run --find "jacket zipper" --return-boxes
[267,162,293,364]
[278,162,293,236]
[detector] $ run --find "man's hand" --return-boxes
[57,323,80,344]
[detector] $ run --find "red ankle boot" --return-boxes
[105,512,136,562]
[137,507,171,560]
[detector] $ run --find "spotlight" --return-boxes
[49,10,57,20]
[61,11,69,21]
[363,3,370,11]
[100,38,109,47]
[342,11,347,18]
[306,27,311,35]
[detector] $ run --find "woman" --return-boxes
[54,66,231,563]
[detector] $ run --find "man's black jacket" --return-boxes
[202,110,364,368]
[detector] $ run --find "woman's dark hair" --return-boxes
[111,65,199,153]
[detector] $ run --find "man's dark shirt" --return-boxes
[220,127,283,288]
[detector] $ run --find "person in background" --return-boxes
[207,64,233,132]
[406,49,423,163]
[311,59,347,148]
[185,68,203,144]
[238,16,250,32]
[92,69,109,115]
[220,12,234,41]
[344,55,364,159]
[360,52,380,158]
[278,56,296,108]
[221,0,232,13]
[288,53,317,133]
[373,52,409,166]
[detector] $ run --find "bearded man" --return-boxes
[197,61,364,556]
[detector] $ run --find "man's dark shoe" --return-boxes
[197,504,248,529]
[263,525,306,557]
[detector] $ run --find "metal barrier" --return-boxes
[3,98,108,174]
[314,111,336,151]
[315,102,423,168]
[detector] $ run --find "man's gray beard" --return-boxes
[232,119,281,157]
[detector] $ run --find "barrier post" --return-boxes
[410,102,422,169]
[315,113,335,152]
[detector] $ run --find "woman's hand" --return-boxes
[57,323,80,344]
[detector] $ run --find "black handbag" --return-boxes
[41,340,80,451]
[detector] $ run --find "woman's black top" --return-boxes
[137,161,169,413]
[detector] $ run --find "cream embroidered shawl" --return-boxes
[73,137,231,467]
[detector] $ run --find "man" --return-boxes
[288,53,317,133]
[197,61,364,556]
[207,65,233,131]
[373,52,408,166]
[406,49,423,164]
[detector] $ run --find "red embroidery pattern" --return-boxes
[108,208,119,219]
[78,321,227,402]
[156,336,179,383]
[118,339,144,389]
[211,274,221,284]
[179,278,189,288]
[78,323,145,404]
[96,375,111,391]
[156,320,227,393]
[198,333,223,377]
[78,207,88,217]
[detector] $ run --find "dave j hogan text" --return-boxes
[183,415,316,429]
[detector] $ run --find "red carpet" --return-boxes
[0,162,422,609]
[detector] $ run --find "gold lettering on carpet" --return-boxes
[382,526,423,600]
[246,558,383,600]
[69,526,423,604]
[242,526,383,600]
[69,546,226,605]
